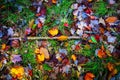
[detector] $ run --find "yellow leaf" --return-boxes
[37,53,45,63]
[39,47,49,59]
[112,69,118,75]
[35,48,40,54]
[106,50,112,57]
[57,35,68,41]
[71,54,77,61]
[1,44,6,50]
[10,66,24,79]
[48,28,58,36]
[29,19,34,28]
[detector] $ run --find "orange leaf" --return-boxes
[71,54,77,61]
[105,17,117,23]
[57,35,68,41]
[101,45,104,50]
[85,72,95,80]
[107,62,114,72]
[52,0,57,4]
[97,49,106,58]
[1,44,6,50]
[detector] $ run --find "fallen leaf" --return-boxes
[43,63,52,71]
[105,17,117,23]
[29,19,34,28]
[52,0,57,4]
[48,28,58,36]
[1,43,6,50]
[39,47,49,59]
[71,54,77,61]
[57,35,68,41]
[97,49,106,58]
[84,72,95,80]
[35,48,40,54]
[38,22,42,28]
[36,53,45,63]
[107,62,114,71]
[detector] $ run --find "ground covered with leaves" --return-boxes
[0,0,120,80]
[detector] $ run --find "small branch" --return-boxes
[9,36,81,40]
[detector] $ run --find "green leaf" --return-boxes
[43,63,52,71]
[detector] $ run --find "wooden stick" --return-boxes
[9,36,81,40]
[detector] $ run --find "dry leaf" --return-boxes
[105,17,117,23]
[29,19,34,28]
[107,62,114,71]
[39,47,49,59]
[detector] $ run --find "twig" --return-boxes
[9,36,81,40]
